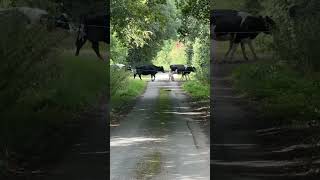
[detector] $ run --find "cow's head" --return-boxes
[261,16,276,34]
[187,66,196,72]
[158,66,165,73]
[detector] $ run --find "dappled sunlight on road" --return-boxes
[111,74,209,179]
[110,137,167,147]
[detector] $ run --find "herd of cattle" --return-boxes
[111,64,196,81]
[1,6,279,70]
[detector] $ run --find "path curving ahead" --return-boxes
[110,73,210,180]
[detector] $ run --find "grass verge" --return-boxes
[111,75,147,124]
[232,61,320,124]
[182,80,210,101]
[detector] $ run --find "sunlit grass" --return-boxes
[182,80,210,101]
[111,77,147,111]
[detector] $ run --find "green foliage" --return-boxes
[111,71,146,112]
[182,80,209,101]
[0,51,107,174]
[111,33,128,64]
[243,0,262,15]
[191,37,210,83]
[175,0,210,83]
[213,0,246,10]
[111,0,174,47]
[110,68,130,96]
[0,10,67,111]
[258,0,320,71]
[175,0,209,22]
[153,40,187,69]
[232,62,320,123]
[125,0,180,65]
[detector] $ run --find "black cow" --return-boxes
[134,65,164,81]
[211,9,275,61]
[169,64,196,81]
[75,14,109,60]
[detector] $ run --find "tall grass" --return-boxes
[232,61,320,124]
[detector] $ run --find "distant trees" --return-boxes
[111,0,180,65]
[175,0,210,83]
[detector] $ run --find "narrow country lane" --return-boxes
[110,73,210,180]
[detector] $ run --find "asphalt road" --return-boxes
[110,73,210,180]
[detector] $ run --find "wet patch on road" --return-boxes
[135,151,162,180]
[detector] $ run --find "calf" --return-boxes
[169,64,196,81]
[211,9,275,61]
[75,14,110,60]
[134,65,164,81]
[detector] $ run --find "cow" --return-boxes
[75,14,109,60]
[169,64,196,81]
[133,65,164,81]
[211,9,275,61]
[182,66,196,80]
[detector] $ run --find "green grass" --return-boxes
[182,80,210,101]
[111,77,147,111]
[158,89,172,124]
[232,61,320,123]
[18,52,108,112]
[135,151,162,180]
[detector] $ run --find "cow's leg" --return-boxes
[134,73,136,79]
[224,40,233,60]
[139,74,142,80]
[241,42,249,61]
[75,38,87,56]
[92,42,103,60]
[181,73,185,81]
[248,40,258,60]
[229,43,240,62]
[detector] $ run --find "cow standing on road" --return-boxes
[133,65,164,81]
[211,9,275,61]
[169,64,196,81]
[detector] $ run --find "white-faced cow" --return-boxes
[75,14,109,60]
[211,9,275,61]
[133,65,164,81]
[169,64,196,81]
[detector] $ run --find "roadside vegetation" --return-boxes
[0,0,107,177]
[233,61,320,124]
[182,80,209,101]
[110,69,147,124]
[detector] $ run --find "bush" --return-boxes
[232,62,320,123]
[110,68,130,96]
